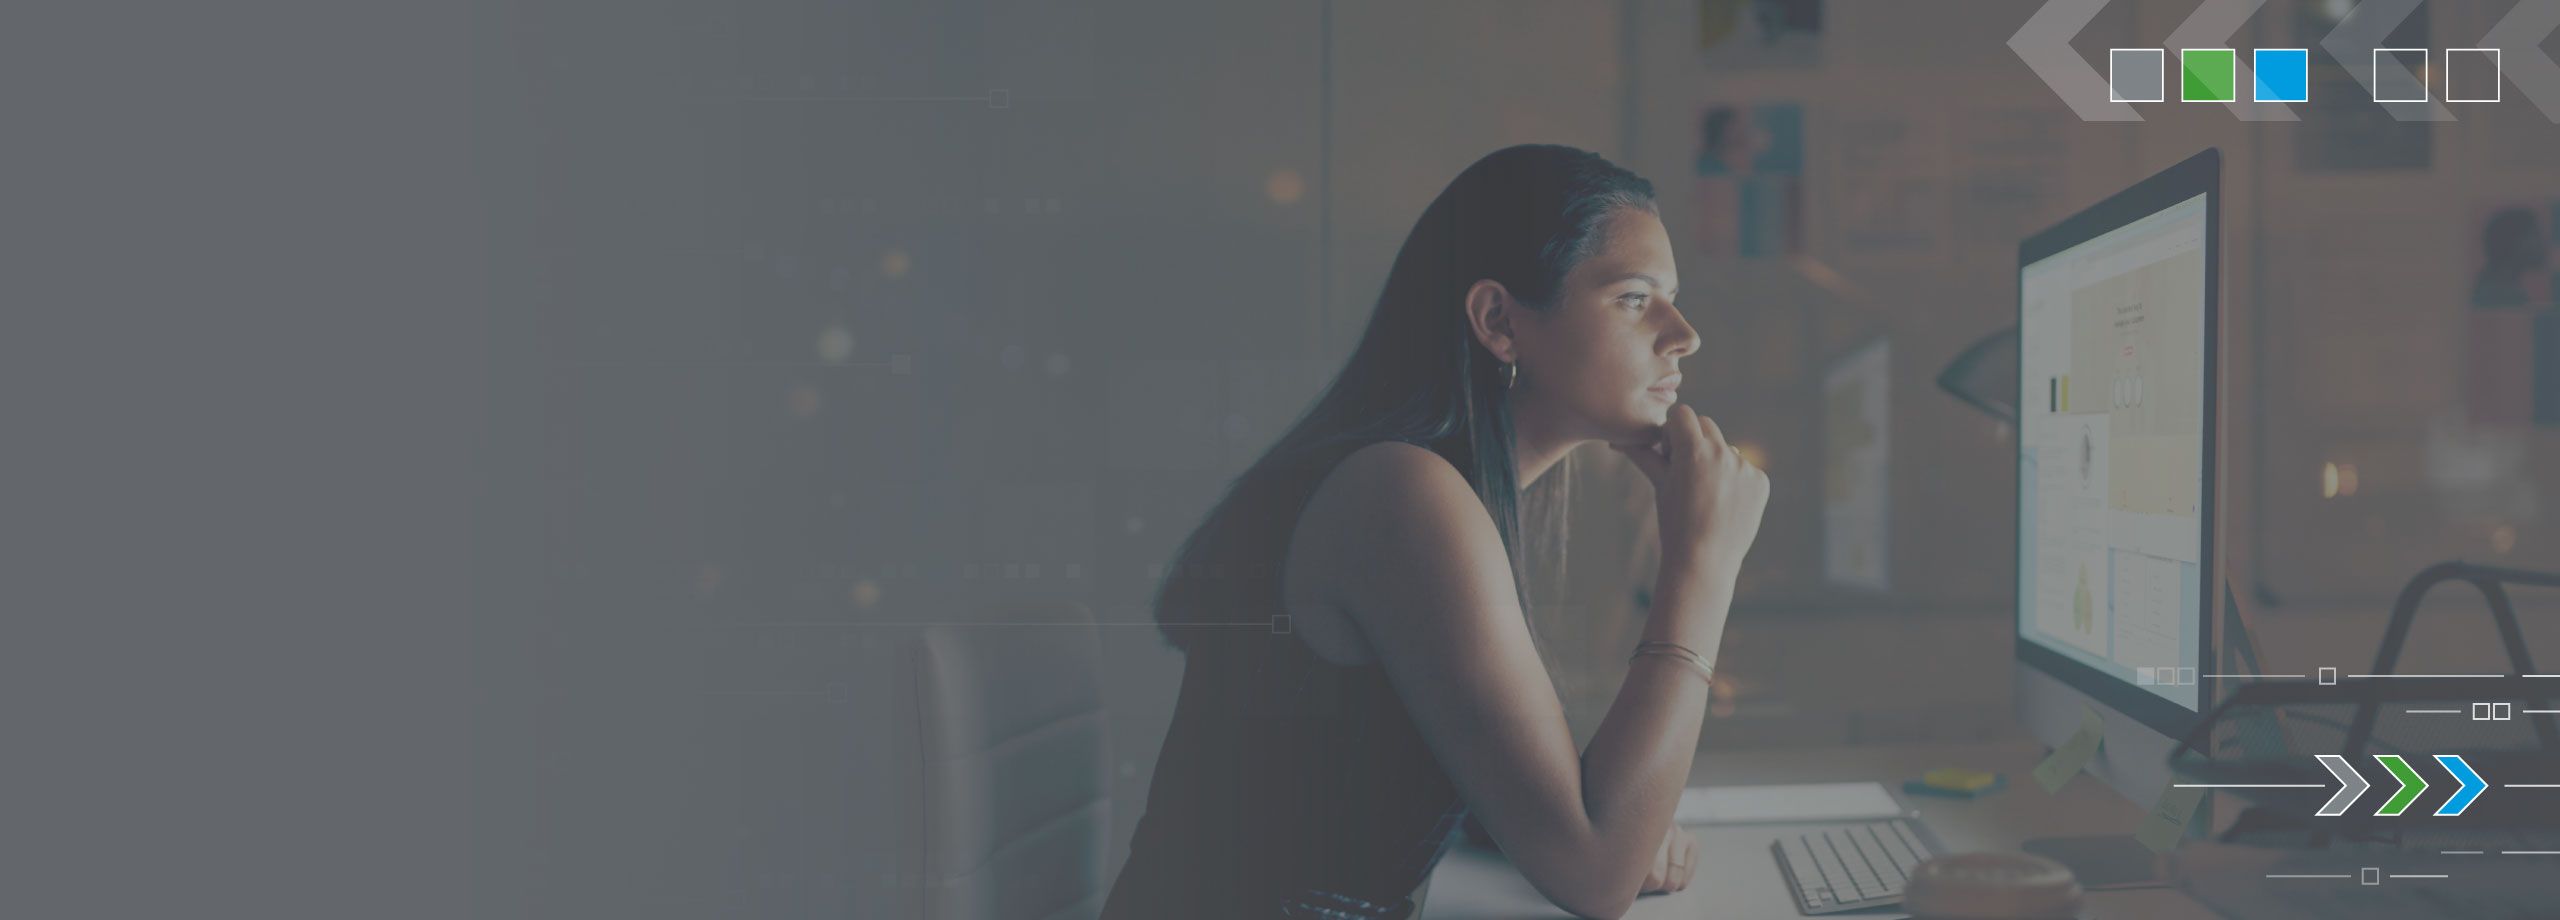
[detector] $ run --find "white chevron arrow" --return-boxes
[2168,0,2297,119]
[2315,754,2371,817]
[2483,0,2560,121]
[2011,0,2144,121]
[2321,0,2455,120]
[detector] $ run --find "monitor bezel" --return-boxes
[2012,147,2220,740]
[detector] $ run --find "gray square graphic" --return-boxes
[2446,48,2501,102]
[2374,49,2428,102]
[2111,48,2165,102]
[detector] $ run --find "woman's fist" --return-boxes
[1609,403,1769,586]
[1639,823,1698,894]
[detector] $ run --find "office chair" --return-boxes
[901,601,1113,920]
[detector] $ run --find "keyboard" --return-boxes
[1769,818,1945,915]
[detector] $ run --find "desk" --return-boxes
[1419,740,2220,919]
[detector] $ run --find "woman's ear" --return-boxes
[1463,279,1519,363]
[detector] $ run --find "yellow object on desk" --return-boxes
[1922,768,2000,792]
[2030,706,2104,794]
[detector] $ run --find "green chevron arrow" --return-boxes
[2374,754,2428,816]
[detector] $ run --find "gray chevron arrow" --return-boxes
[2168,0,2297,120]
[2483,0,2560,121]
[2322,0,2455,120]
[2011,0,2143,121]
[2316,754,2370,817]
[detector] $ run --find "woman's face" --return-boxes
[1514,207,1700,445]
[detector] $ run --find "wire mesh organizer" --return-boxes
[2167,564,2560,851]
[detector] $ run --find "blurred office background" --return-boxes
[11,1,2558,918]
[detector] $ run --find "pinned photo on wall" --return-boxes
[1699,0,1822,69]
[2290,0,2430,171]
[1823,339,1889,592]
[1693,101,1804,261]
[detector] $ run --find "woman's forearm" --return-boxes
[1564,560,1731,912]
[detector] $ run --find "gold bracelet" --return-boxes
[1631,647,1714,685]
[1635,641,1713,673]
[1635,639,1708,661]
[1632,640,1713,674]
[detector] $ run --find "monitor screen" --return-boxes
[2016,191,2208,712]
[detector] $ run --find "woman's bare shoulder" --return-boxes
[1308,440,1481,527]
[1290,440,1505,648]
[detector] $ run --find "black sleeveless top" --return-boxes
[1099,439,1471,920]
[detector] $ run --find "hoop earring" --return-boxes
[1505,361,1519,390]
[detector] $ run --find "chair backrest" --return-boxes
[905,604,1111,920]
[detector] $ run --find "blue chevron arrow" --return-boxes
[2434,754,2486,816]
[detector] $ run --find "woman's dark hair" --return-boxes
[1152,144,1657,651]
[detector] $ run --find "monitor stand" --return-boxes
[2019,835,2171,889]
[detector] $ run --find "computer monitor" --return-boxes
[2013,149,2221,843]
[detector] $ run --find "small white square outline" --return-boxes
[2373,48,2430,102]
[2179,667,2197,686]
[2251,48,2311,102]
[2360,867,2381,886]
[2319,666,2340,685]
[2496,701,2515,720]
[2110,48,2166,102]
[2475,701,2495,720]
[2180,48,2239,102]
[2445,48,2502,102]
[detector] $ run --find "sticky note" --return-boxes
[1924,768,1999,791]
[2033,706,2105,794]
[2136,783,2207,853]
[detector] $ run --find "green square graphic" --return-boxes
[2181,49,2236,102]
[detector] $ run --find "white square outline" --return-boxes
[2445,48,2502,102]
[2180,48,2239,102]
[2110,48,2166,102]
[2251,48,2311,102]
[2373,48,2429,102]
[2319,666,2339,685]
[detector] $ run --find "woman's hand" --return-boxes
[1609,403,1769,588]
[1639,823,1699,894]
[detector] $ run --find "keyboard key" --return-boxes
[1824,832,1868,879]
[1778,820,1947,911]
[1875,825,1922,871]
[1783,838,1824,902]
[1891,820,1932,860]
[1813,834,1854,892]
[1837,830,1884,882]
[1860,826,1907,879]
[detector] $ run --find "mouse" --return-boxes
[1900,851,2084,920]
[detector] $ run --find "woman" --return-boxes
[1098,145,1768,920]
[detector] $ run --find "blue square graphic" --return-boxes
[2253,48,2309,102]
